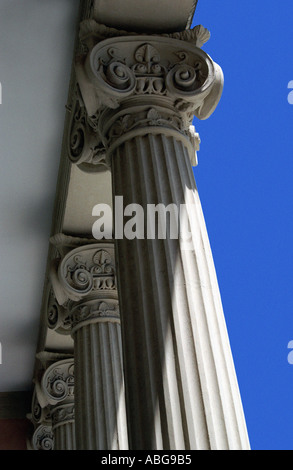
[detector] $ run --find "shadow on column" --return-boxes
[112,133,249,450]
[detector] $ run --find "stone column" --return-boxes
[28,353,75,450]
[41,358,75,450]
[27,386,54,450]
[50,235,128,450]
[74,22,250,450]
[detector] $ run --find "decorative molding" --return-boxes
[70,298,120,333]
[79,20,210,49]
[51,403,75,430]
[49,237,119,333]
[80,36,223,118]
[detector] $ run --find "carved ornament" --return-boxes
[31,425,54,451]
[70,298,120,333]
[41,359,74,407]
[73,35,223,166]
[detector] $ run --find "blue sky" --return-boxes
[191,0,293,450]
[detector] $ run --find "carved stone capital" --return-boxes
[49,236,119,332]
[41,358,74,407]
[70,297,120,334]
[74,34,222,167]
[51,242,116,304]
[31,424,54,451]
[77,35,223,119]
[29,357,75,448]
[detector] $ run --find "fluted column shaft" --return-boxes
[111,132,249,450]
[72,314,127,449]
[53,406,76,450]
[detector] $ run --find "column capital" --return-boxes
[49,234,119,333]
[73,31,223,168]
[50,236,116,305]
[30,424,54,451]
[70,298,120,334]
[41,358,74,407]
[78,35,221,118]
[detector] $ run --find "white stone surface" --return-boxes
[93,0,197,32]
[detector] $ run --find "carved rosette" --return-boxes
[41,359,74,407]
[75,34,223,165]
